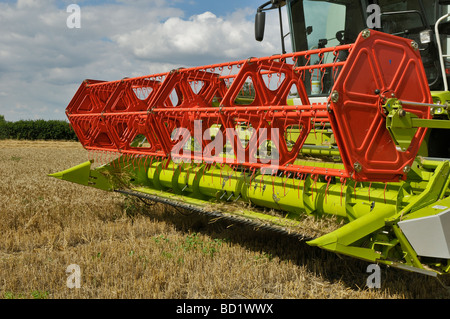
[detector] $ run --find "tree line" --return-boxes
[0,115,77,141]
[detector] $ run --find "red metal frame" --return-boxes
[328,31,432,182]
[66,30,432,182]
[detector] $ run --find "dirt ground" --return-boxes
[0,140,448,299]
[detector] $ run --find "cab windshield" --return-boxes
[287,0,365,53]
[285,0,443,90]
[286,0,433,52]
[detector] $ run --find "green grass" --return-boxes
[4,290,49,299]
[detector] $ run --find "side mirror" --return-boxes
[255,11,266,42]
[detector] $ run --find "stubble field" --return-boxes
[0,140,448,299]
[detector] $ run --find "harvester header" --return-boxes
[52,27,450,280]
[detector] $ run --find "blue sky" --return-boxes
[168,0,264,17]
[0,0,284,121]
[72,0,264,17]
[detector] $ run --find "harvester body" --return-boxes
[52,0,450,278]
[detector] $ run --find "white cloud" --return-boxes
[17,0,53,10]
[113,9,280,65]
[0,0,285,121]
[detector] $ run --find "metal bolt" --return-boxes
[398,109,406,117]
[353,162,362,173]
[411,41,419,50]
[403,165,411,174]
[331,91,339,103]
[361,29,371,39]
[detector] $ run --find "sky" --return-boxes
[0,0,288,121]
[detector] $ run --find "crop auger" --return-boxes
[51,2,450,280]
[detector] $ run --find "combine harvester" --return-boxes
[52,0,450,279]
